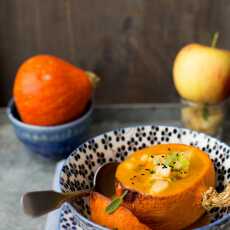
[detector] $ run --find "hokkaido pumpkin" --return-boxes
[90,192,151,230]
[13,55,98,126]
[115,144,215,230]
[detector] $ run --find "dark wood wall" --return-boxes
[1,0,230,106]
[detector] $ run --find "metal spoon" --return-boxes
[22,162,119,217]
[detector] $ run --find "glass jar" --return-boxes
[181,99,226,137]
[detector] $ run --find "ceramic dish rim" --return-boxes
[7,98,93,132]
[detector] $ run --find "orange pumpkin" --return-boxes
[13,55,96,126]
[115,144,215,230]
[90,192,151,230]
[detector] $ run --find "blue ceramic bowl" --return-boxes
[59,125,230,229]
[7,99,93,159]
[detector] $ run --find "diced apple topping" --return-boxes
[163,152,191,177]
[150,180,169,193]
[155,165,171,178]
[127,151,192,194]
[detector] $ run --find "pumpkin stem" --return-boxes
[202,183,230,211]
[85,71,100,88]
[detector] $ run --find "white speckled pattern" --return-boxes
[59,125,230,230]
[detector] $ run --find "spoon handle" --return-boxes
[21,190,90,217]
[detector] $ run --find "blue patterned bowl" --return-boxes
[59,125,230,230]
[7,99,93,159]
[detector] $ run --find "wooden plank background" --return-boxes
[0,0,230,106]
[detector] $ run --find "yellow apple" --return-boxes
[173,44,230,103]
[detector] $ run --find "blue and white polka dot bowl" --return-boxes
[59,125,230,229]
[7,99,93,160]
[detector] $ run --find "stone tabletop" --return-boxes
[0,108,56,230]
[1,104,230,230]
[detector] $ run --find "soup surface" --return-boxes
[116,144,211,196]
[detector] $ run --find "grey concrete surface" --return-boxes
[0,104,229,230]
